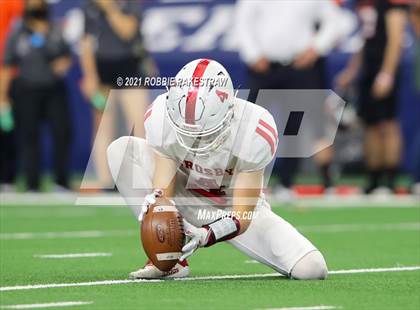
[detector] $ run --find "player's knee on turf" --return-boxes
[290,250,328,280]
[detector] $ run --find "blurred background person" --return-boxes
[80,0,150,189]
[235,0,350,200]
[0,0,23,192]
[410,0,420,195]
[1,0,72,192]
[336,0,410,194]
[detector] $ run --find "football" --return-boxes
[141,197,184,271]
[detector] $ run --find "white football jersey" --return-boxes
[144,93,278,207]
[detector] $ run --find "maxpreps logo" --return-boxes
[197,209,259,221]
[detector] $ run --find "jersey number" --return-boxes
[216,90,228,103]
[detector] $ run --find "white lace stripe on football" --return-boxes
[156,252,182,261]
[152,205,178,213]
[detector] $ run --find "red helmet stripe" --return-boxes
[185,59,211,124]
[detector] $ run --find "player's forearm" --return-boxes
[195,202,256,247]
[232,190,259,234]
[231,170,263,234]
[381,9,407,76]
[152,176,176,199]
[182,182,261,250]
[152,152,177,198]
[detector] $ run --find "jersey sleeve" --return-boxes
[237,109,278,172]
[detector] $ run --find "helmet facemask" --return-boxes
[166,105,234,156]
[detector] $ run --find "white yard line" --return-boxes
[0,230,135,240]
[0,266,419,292]
[0,279,162,292]
[329,266,420,274]
[259,306,338,310]
[34,253,112,259]
[2,222,417,240]
[0,301,93,309]
[297,222,420,233]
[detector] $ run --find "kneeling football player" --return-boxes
[107,59,328,280]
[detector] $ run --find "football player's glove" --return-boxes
[138,189,164,222]
[180,219,210,261]
[180,216,241,260]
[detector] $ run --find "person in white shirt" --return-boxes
[235,0,349,198]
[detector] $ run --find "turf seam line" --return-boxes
[1,266,419,292]
[0,301,93,309]
[34,253,112,259]
[256,306,338,310]
[0,230,135,240]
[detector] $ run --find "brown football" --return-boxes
[140,197,184,272]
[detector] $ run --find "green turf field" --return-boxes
[1,201,419,309]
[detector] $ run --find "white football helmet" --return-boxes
[166,59,235,156]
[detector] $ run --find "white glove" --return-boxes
[180,219,210,261]
[138,189,163,222]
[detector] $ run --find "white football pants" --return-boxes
[107,136,323,276]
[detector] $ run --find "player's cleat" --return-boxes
[128,259,190,279]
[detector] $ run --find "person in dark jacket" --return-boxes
[0,0,72,191]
